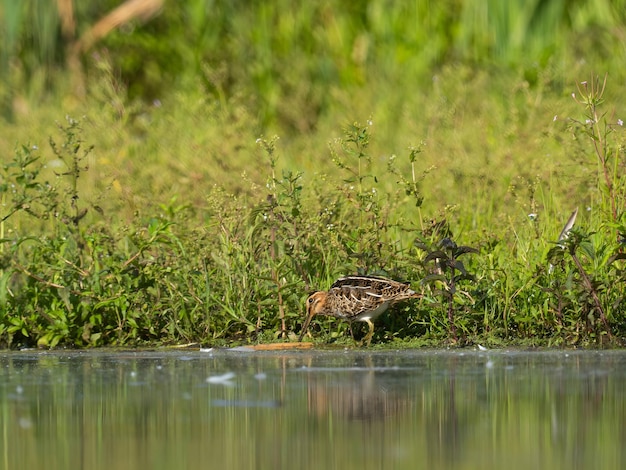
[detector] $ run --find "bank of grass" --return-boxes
[1,69,626,349]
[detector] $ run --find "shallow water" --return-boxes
[2,348,625,470]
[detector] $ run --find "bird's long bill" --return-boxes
[298,310,315,342]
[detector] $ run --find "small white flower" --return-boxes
[618,119,623,126]
[367,119,373,126]
[528,213,538,221]
[553,115,558,122]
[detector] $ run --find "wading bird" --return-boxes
[298,275,421,346]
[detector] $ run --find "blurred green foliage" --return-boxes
[2,0,626,127]
[0,1,626,348]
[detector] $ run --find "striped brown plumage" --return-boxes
[298,275,421,346]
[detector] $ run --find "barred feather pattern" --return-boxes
[299,275,420,345]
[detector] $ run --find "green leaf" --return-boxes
[608,253,626,265]
[424,250,448,262]
[579,241,596,260]
[454,246,479,257]
[452,260,468,275]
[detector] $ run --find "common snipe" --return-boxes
[298,275,421,346]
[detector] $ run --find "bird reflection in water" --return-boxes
[302,355,410,422]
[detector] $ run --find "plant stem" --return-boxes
[570,252,611,337]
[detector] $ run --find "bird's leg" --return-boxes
[360,319,375,347]
[348,321,355,341]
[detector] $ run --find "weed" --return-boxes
[570,75,624,226]
[546,227,614,342]
[420,237,479,341]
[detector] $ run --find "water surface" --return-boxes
[2,348,624,470]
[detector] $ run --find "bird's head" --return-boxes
[298,291,327,341]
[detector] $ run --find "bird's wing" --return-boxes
[331,275,404,290]
[330,284,387,316]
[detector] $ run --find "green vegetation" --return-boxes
[1,1,626,348]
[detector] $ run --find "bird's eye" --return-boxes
[308,297,315,304]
